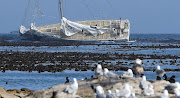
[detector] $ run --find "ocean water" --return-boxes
[0,33,179,91]
[0,70,180,91]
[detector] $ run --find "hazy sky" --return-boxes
[0,0,180,34]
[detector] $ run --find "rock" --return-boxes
[0,87,6,92]
[7,89,19,94]
[0,91,19,98]
[152,80,170,94]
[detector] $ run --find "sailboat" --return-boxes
[19,0,130,42]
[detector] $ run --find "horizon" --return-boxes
[0,0,180,34]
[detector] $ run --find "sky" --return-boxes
[0,0,180,34]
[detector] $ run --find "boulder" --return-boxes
[0,87,6,92]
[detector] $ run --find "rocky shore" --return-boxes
[0,76,178,98]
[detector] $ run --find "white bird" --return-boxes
[160,89,169,98]
[129,93,137,98]
[116,84,132,98]
[144,85,154,96]
[156,65,165,77]
[95,64,103,78]
[104,68,120,81]
[95,86,105,98]
[64,78,78,95]
[120,69,133,78]
[112,89,120,98]
[106,90,113,98]
[174,88,180,98]
[139,76,148,90]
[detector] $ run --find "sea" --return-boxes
[0,33,179,91]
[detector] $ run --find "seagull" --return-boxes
[112,89,120,98]
[156,65,165,77]
[139,75,148,90]
[160,89,169,98]
[120,69,133,78]
[144,85,154,96]
[165,82,180,93]
[64,78,78,95]
[104,68,120,81]
[106,90,113,98]
[95,86,105,98]
[174,88,180,98]
[95,64,103,79]
[118,84,132,98]
[114,84,132,98]
[132,59,144,77]
[129,93,137,98]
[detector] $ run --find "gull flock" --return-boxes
[62,59,179,98]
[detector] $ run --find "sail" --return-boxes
[61,17,108,36]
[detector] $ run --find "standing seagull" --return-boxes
[116,84,132,98]
[175,88,180,98]
[120,69,133,78]
[106,90,113,98]
[95,86,105,98]
[104,68,120,81]
[139,76,148,90]
[144,85,154,96]
[160,90,169,98]
[132,59,144,77]
[95,64,103,79]
[156,65,165,78]
[64,78,78,96]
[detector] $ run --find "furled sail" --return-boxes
[61,17,108,36]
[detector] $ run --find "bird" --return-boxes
[139,75,148,90]
[163,74,169,81]
[165,82,180,94]
[64,78,78,95]
[144,85,154,96]
[156,65,165,77]
[106,90,113,98]
[95,86,105,98]
[163,74,176,83]
[103,68,120,81]
[112,89,120,97]
[129,93,137,98]
[156,76,161,80]
[169,75,176,83]
[65,76,69,84]
[132,59,144,77]
[160,89,169,98]
[117,84,132,98]
[95,64,103,79]
[120,69,133,78]
[174,88,180,98]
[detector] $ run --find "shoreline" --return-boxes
[0,77,178,98]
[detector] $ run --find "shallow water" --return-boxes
[0,70,179,91]
[0,34,179,91]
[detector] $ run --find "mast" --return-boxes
[59,0,63,19]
